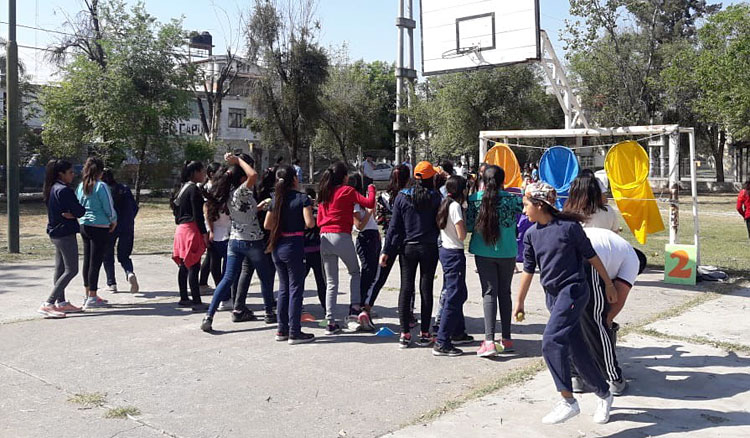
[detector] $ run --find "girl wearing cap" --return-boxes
[466,165,524,358]
[381,161,442,348]
[317,161,376,335]
[513,182,616,425]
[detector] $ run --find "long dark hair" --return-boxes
[437,175,467,230]
[744,179,750,192]
[206,162,222,182]
[318,161,348,204]
[81,157,104,196]
[266,165,297,252]
[170,160,205,211]
[407,176,435,211]
[206,165,244,223]
[476,165,505,245]
[347,172,365,195]
[43,159,73,204]
[387,164,411,200]
[527,197,586,223]
[101,168,122,206]
[563,173,606,217]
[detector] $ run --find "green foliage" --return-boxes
[313,49,395,163]
[412,66,563,160]
[40,0,192,200]
[183,137,216,163]
[246,0,329,160]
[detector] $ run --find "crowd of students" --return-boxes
[42,152,651,425]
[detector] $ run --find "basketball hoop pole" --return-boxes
[394,0,417,167]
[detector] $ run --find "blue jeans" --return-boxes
[207,239,275,317]
[273,236,306,335]
[437,248,467,348]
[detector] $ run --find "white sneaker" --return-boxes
[127,273,139,294]
[106,284,118,293]
[542,398,580,424]
[218,300,233,311]
[83,297,110,310]
[593,392,614,424]
[38,302,66,319]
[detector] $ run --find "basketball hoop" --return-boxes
[441,45,480,60]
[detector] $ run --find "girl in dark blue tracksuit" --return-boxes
[514,182,617,425]
[101,169,140,293]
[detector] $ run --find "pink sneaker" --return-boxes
[55,301,83,313]
[38,303,66,319]
[477,340,498,358]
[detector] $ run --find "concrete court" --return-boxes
[0,253,732,437]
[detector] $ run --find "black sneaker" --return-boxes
[432,344,463,357]
[178,299,193,307]
[451,333,475,345]
[264,311,277,324]
[231,309,257,323]
[191,303,208,312]
[399,333,412,349]
[288,332,315,345]
[200,317,213,332]
[275,331,289,341]
[325,323,342,335]
[416,332,433,347]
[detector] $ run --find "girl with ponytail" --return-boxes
[466,164,523,357]
[76,156,118,310]
[201,153,276,332]
[39,159,86,318]
[171,160,208,311]
[317,161,376,335]
[262,165,316,344]
[433,175,469,356]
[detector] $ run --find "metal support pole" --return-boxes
[6,0,20,254]
[660,135,668,178]
[688,130,701,265]
[668,131,680,244]
[394,0,416,168]
[394,0,404,165]
[479,137,488,166]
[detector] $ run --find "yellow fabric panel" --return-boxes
[484,143,523,188]
[605,140,665,244]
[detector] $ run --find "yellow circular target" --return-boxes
[484,143,523,188]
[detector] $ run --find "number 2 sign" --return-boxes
[664,244,697,285]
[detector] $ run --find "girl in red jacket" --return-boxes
[317,161,376,335]
[737,180,750,239]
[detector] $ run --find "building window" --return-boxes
[228,108,246,128]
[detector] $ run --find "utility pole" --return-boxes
[6,0,20,253]
[394,0,416,167]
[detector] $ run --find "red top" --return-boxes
[737,189,750,219]
[318,185,376,234]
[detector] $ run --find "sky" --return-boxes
[0,0,741,84]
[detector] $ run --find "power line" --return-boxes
[0,20,73,37]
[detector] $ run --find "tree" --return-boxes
[41,1,192,202]
[313,50,395,165]
[412,65,563,160]
[189,48,239,146]
[245,0,329,161]
[663,4,750,181]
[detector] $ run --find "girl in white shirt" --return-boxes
[563,172,620,233]
[434,175,468,357]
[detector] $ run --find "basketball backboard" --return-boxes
[420,0,541,76]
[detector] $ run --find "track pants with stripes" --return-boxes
[572,263,622,383]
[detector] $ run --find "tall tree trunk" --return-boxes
[715,129,726,183]
[133,135,148,205]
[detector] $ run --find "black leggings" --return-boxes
[304,250,326,311]
[81,225,111,293]
[398,242,439,333]
[178,263,202,304]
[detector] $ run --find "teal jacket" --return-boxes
[466,190,523,259]
[76,180,118,227]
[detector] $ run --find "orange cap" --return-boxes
[414,161,436,179]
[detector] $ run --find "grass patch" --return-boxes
[104,406,141,419]
[402,359,546,428]
[68,392,107,408]
[633,328,750,354]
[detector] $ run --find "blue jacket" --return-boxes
[110,183,139,234]
[382,188,441,257]
[47,181,86,237]
[76,180,118,227]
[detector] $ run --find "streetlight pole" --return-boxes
[6,0,20,253]
[394,0,416,167]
